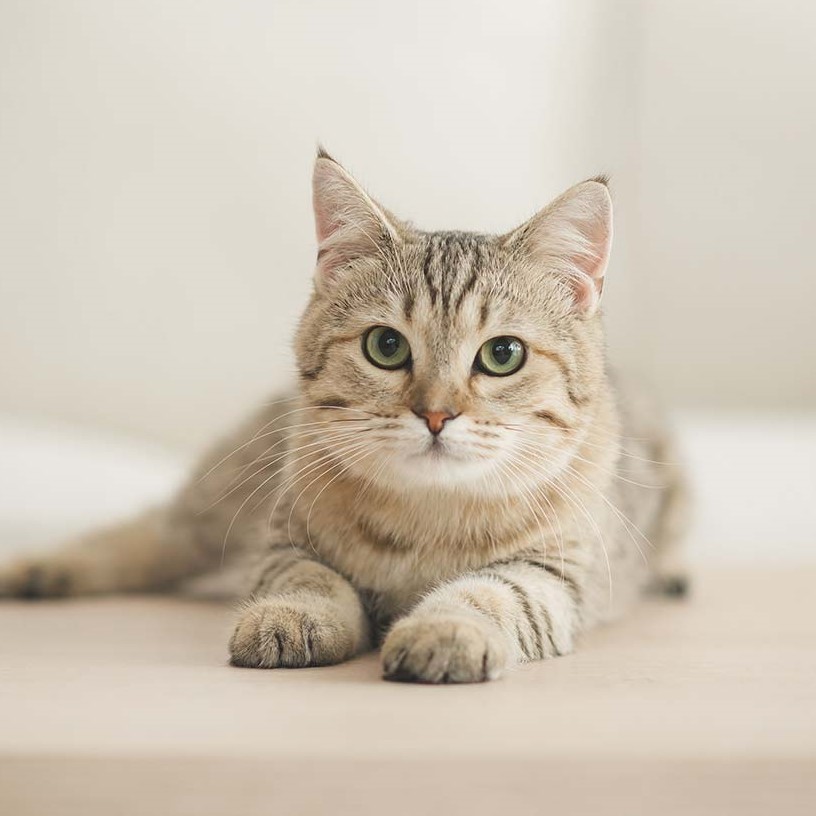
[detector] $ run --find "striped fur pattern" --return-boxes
[0,151,688,683]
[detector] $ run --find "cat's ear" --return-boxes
[312,148,400,292]
[504,178,613,316]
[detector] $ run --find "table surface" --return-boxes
[2,569,815,816]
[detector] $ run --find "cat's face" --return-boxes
[295,153,612,497]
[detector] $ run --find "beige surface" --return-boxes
[1,570,815,815]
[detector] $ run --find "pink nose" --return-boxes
[414,410,458,435]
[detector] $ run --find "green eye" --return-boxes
[476,336,526,376]
[363,326,411,370]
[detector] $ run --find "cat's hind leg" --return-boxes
[0,507,216,599]
[648,439,692,599]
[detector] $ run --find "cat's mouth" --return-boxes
[415,437,469,462]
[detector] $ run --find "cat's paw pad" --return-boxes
[381,614,508,684]
[229,597,354,668]
[0,558,73,599]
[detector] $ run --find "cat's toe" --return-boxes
[381,614,507,684]
[228,597,353,668]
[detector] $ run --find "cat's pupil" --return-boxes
[378,330,401,358]
[492,339,514,365]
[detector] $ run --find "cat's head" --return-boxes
[295,150,613,496]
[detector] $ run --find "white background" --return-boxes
[1,1,814,561]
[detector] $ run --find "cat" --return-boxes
[0,149,688,683]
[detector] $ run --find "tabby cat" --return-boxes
[0,150,687,683]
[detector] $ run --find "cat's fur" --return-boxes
[0,151,688,683]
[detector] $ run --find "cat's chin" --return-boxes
[365,447,505,494]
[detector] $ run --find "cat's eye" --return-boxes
[363,326,411,370]
[475,336,526,376]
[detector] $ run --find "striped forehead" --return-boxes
[405,231,495,325]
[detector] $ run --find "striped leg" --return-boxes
[229,545,371,668]
[381,555,580,683]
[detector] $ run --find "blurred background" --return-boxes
[0,0,814,562]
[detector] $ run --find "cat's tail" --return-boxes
[0,507,212,599]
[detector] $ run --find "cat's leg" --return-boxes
[642,435,692,598]
[0,507,221,598]
[228,544,370,668]
[0,399,303,600]
[381,554,580,683]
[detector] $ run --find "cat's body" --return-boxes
[0,152,688,682]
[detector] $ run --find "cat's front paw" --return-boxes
[381,613,509,684]
[229,597,356,668]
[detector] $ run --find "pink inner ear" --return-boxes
[312,196,339,285]
[313,192,343,246]
[311,157,397,291]
[312,162,345,245]
[514,179,614,315]
[567,189,613,313]
[313,202,332,244]
[583,220,612,281]
[569,246,609,313]
[570,273,600,312]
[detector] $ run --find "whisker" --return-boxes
[515,436,665,490]
[499,455,556,567]
[217,434,367,563]
[549,473,614,602]
[262,437,375,535]
[300,443,383,551]
[505,448,567,585]
[203,428,365,512]
[255,395,303,408]
[513,435,652,573]
[561,462,655,559]
[218,424,367,492]
[514,429,666,490]
[506,425,674,472]
[196,413,370,485]
[505,435,613,600]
